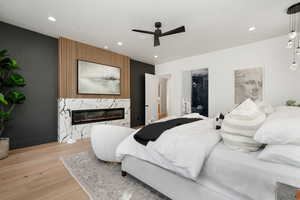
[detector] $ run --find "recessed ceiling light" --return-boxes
[104,45,109,49]
[248,26,256,31]
[154,55,158,58]
[117,42,123,46]
[48,16,56,22]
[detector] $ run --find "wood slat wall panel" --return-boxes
[58,37,130,99]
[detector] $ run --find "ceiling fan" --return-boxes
[132,22,185,47]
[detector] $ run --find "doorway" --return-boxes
[191,69,209,116]
[145,74,171,125]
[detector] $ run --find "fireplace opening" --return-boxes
[71,108,125,125]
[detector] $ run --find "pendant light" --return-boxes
[288,15,297,39]
[287,40,293,49]
[296,39,300,55]
[290,45,298,71]
[287,3,300,71]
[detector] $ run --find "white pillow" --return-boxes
[183,113,207,119]
[276,106,300,113]
[222,133,262,152]
[230,99,265,120]
[258,145,300,168]
[222,99,266,137]
[256,102,275,115]
[221,99,265,152]
[254,107,300,145]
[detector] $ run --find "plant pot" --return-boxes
[0,138,9,160]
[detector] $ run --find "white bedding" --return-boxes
[116,117,221,180]
[199,143,300,200]
[116,131,191,177]
[147,119,220,180]
[117,115,300,200]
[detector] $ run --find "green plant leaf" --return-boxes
[5,73,26,87]
[0,57,12,69]
[0,111,10,117]
[0,111,12,122]
[0,49,8,59]
[286,100,297,106]
[7,91,26,104]
[0,58,18,70]
[0,93,8,105]
[9,59,19,69]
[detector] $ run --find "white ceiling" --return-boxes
[0,0,298,65]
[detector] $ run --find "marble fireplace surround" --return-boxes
[58,98,130,143]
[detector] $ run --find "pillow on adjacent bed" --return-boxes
[183,113,207,119]
[221,99,266,152]
[258,145,300,168]
[254,106,300,145]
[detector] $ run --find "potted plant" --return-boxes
[286,100,300,107]
[0,49,26,159]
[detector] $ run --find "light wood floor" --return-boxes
[0,139,91,200]
[2,137,299,200]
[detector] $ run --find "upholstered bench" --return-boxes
[91,125,135,162]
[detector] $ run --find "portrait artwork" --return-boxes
[234,67,263,104]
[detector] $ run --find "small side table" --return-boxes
[276,182,300,200]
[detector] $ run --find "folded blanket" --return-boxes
[134,118,201,145]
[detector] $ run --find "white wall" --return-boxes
[155,35,300,117]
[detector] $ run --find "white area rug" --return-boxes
[61,151,169,200]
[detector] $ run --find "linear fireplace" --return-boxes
[71,108,125,125]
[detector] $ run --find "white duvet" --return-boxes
[148,119,221,180]
[117,117,221,180]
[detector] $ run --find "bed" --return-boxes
[120,141,300,200]
[116,114,300,200]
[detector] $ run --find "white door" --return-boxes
[145,73,158,125]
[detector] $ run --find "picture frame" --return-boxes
[234,67,264,104]
[77,60,121,95]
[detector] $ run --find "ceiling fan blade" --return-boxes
[154,35,160,47]
[132,29,154,34]
[161,26,185,37]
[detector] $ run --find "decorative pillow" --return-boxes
[222,133,262,152]
[222,99,266,137]
[254,117,300,145]
[221,99,265,152]
[258,145,300,168]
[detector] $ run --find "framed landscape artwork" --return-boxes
[77,60,121,95]
[234,67,263,104]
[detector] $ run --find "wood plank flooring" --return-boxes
[2,136,299,200]
[0,139,91,200]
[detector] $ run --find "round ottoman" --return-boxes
[91,125,135,162]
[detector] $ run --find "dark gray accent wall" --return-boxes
[130,59,155,127]
[0,21,58,149]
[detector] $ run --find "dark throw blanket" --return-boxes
[134,118,202,145]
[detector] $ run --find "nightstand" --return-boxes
[276,182,300,200]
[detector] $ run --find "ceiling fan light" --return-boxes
[289,61,298,71]
[287,40,293,48]
[288,31,297,39]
